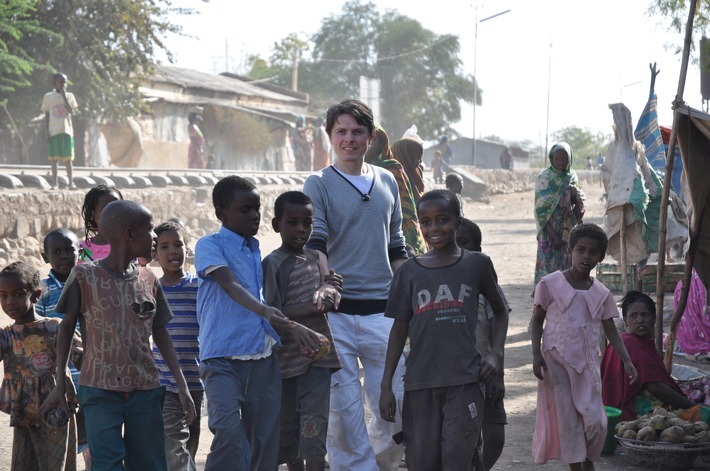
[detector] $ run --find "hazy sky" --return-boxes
[163,0,703,147]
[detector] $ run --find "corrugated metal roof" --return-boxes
[148,64,306,106]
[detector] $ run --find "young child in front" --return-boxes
[455,218,511,471]
[152,220,204,471]
[263,191,343,471]
[380,189,509,471]
[41,200,196,470]
[530,223,639,471]
[79,184,123,262]
[195,176,319,471]
[0,261,78,471]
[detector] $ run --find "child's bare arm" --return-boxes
[152,325,196,425]
[39,311,79,418]
[211,266,319,351]
[481,302,509,383]
[281,301,322,319]
[380,319,408,422]
[603,318,638,384]
[530,305,547,380]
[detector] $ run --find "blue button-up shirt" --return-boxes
[195,226,280,361]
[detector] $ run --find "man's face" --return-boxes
[329,113,375,164]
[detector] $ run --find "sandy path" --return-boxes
[0,178,655,470]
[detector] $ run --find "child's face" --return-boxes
[42,234,79,277]
[455,226,479,252]
[447,178,463,194]
[217,189,261,237]
[53,75,67,91]
[624,300,655,338]
[130,215,157,260]
[272,202,314,252]
[0,276,39,324]
[569,236,603,275]
[418,198,460,251]
[93,191,121,232]
[153,230,188,275]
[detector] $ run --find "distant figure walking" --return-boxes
[42,73,78,189]
[294,116,314,171]
[188,112,205,169]
[313,117,331,170]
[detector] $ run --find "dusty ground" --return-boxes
[0,177,703,470]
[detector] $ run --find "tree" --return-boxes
[0,0,194,126]
[247,0,479,140]
[0,0,58,106]
[551,125,611,168]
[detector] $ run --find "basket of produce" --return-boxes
[614,407,710,469]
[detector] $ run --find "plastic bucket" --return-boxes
[602,406,622,455]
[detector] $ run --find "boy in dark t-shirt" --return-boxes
[263,191,342,471]
[380,190,509,471]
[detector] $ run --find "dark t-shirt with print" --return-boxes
[385,250,504,391]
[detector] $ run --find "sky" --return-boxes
[161,0,705,149]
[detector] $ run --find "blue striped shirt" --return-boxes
[152,273,203,392]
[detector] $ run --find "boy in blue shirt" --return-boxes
[195,176,319,471]
[152,220,203,471]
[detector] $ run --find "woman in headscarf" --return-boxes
[391,137,426,203]
[187,112,205,169]
[533,142,585,287]
[365,126,427,256]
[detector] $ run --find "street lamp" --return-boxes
[472,6,511,166]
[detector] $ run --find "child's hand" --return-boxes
[289,323,320,356]
[488,375,506,404]
[38,386,70,422]
[313,284,341,312]
[324,269,343,292]
[178,388,197,426]
[264,306,291,329]
[532,352,547,380]
[479,352,501,383]
[625,361,639,385]
[379,387,397,422]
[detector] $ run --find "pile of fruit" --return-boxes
[678,377,710,406]
[615,407,710,444]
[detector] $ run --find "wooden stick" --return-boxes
[620,205,628,294]
[655,0,698,354]
[664,236,698,372]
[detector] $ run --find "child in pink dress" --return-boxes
[78,185,123,263]
[530,223,638,471]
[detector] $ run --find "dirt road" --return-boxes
[0,176,668,470]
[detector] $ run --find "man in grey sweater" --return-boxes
[303,99,408,471]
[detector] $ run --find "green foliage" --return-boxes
[246,0,479,140]
[648,0,710,57]
[551,125,612,169]
[0,0,58,106]
[0,0,194,125]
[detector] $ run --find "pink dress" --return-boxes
[79,239,110,263]
[532,271,618,464]
[675,269,710,355]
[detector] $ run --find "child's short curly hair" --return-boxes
[0,261,41,292]
[417,189,461,219]
[212,176,256,210]
[274,191,312,221]
[569,223,608,258]
[155,220,189,245]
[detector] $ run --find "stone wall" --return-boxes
[0,168,603,269]
[0,183,300,269]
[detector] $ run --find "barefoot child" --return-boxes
[530,223,638,471]
[152,220,203,470]
[41,73,78,189]
[380,190,509,471]
[41,200,196,470]
[455,218,511,471]
[79,185,123,262]
[195,176,319,471]
[1,261,78,470]
[263,191,343,471]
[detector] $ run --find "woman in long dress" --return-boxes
[533,142,585,288]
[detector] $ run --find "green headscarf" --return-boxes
[534,142,580,234]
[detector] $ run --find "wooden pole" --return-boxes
[655,0,698,354]
[620,205,628,294]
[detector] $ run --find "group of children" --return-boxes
[2,99,639,471]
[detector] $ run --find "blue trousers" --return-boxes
[78,386,166,471]
[201,355,281,471]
